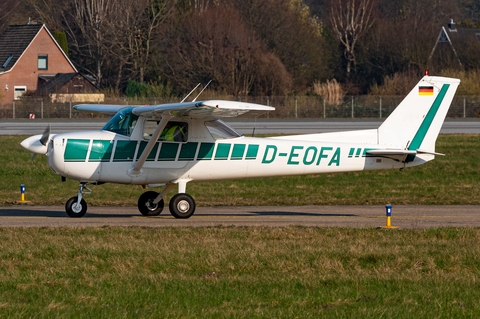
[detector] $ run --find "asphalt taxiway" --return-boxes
[1,205,479,228]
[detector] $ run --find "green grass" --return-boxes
[0,227,479,318]
[1,135,480,206]
[2,136,480,317]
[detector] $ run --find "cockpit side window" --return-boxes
[205,119,242,139]
[102,107,138,137]
[144,120,188,142]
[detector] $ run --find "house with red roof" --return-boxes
[0,23,78,105]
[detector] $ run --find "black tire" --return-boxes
[169,193,196,219]
[138,191,164,216]
[65,196,87,218]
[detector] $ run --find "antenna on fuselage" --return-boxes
[192,80,212,102]
[181,83,201,103]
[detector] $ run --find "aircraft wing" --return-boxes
[73,104,130,114]
[132,100,274,118]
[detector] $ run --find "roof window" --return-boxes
[1,55,13,68]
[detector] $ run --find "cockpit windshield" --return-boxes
[102,107,139,137]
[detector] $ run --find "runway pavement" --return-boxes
[1,118,480,135]
[1,205,479,228]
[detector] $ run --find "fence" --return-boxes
[1,95,480,119]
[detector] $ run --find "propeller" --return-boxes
[39,124,50,146]
[20,125,52,158]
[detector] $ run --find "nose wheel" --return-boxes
[65,197,87,218]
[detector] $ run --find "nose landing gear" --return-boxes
[65,182,91,218]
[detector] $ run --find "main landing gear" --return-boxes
[65,182,196,219]
[137,183,196,219]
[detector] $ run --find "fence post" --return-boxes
[351,96,354,118]
[69,98,72,119]
[463,96,466,118]
[266,96,269,118]
[379,95,382,119]
[323,98,326,119]
[41,99,44,119]
[295,95,298,119]
[12,100,15,119]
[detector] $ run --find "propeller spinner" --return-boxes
[20,125,52,155]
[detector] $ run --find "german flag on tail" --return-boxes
[418,86,434,96]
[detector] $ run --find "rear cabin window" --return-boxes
[205,119,242,139]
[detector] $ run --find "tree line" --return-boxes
[1,0,480,97]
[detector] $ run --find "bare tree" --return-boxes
[0,0,20,32]
[24,0,67,31]
[226,0,330,91]
[159,4,291,95]
[329,0,376,79]
[123,0,175,84]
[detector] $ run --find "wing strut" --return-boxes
[128,115,172,177]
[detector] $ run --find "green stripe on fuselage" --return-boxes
[198,143,215,160]
[158,143,179,161]
[136,141,159,161]
[231,144,246,160]
[113,140,137,161]
[246,144,259,160]
[215,143,231,160]
[89,140,113,162]
[64,139,89,162]
[63,140,260,162]
[179,142,198,161]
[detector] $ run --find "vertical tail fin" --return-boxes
[378,76,460,153]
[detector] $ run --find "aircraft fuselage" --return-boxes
[47,129,425,185]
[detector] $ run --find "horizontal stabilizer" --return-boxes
[366,149,416,156]
[366,149,444,162]
[416,149,445,156]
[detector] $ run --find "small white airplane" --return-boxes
[21,75,460,218]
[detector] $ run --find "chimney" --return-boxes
[448,18,457,32]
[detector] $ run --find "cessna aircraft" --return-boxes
[21,75,460,218]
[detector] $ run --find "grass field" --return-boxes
[1,135,480,318]
[0,227,479,318]
[1,134,479,206]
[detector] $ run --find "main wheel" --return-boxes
[169,193,196,219]
[65,196,87,218]
[138,191,164,216]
